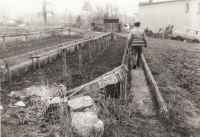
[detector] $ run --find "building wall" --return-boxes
[139,0,200,32]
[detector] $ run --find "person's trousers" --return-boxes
[130,46,143,66]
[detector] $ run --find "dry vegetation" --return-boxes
[144,38,200,136]
[1,36,126,137]
[2,33,199,137]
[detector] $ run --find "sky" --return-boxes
[0,0,150,18]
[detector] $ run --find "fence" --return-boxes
[0,27,85,49]
[48,33,129,104]
[0,32,111,89]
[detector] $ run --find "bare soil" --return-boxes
[1,35,125,137]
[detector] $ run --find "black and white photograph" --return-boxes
[0,0,200,136]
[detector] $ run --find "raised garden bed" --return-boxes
[0,35,82,59]
[1,35,126,137]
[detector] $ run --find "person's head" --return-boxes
[134,22,141,27]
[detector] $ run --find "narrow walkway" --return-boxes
[130,66,156,117]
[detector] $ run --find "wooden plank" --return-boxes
[29,50,58,58]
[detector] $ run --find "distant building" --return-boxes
[103,19,119,32]
[139,0,200,32]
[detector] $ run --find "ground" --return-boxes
[1,32,200,137]
[143,38,200,136]
[1,35,125,137]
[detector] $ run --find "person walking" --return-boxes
[127,22,147,69]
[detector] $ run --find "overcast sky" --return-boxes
[0,0,150,18]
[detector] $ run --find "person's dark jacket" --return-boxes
[127,27,147,47]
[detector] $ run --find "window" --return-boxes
[186,3,189,13]
[198,3,200,14]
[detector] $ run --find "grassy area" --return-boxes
[144,38,200,136]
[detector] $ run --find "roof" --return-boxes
[139,0,190,6]
[103,19,119,23]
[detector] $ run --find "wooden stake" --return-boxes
[25,34,28,45]
[89,41,92,63]
[68,29,71,37]
[6,62,11,83]
[63,49,67,77]
[98,39,101,51]
[94,40,97,54]
[78,44,82,68]
[2,36,6,49]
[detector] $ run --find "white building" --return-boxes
[139,0,200,32]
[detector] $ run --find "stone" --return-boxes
[48,97,68,104]
[72,112,104,137]
[14,101,26,107]
[68,96,93,111]
[0,105,3,110]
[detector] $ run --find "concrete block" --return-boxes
[72,112,104,137]
[68,95,93,111]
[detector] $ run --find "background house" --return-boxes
[138,0,200,32]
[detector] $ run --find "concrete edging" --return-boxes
[141,54,169,117]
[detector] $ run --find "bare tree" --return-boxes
[40,0,54,25]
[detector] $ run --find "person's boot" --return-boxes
[133,64,136,69]
[137,62,140,67]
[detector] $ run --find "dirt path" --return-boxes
[130,67,156,117]
[129,66,182,137]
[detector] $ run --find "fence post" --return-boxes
[63,48,67,77]
[68,29,71,37]
[61,29,63,38]
[78,44,83,68]
[6,62,11,83]
[102,37,104,50]
[98,38,101,51]
[51,31,54,37]
[25,34,28,46]
[2,36,6,49]
[94,39,97,54]
[89,41,92,63]
[111,33,114,41]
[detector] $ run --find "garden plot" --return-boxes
[0,35,82,59]
[144,38,200,136]
[1,35,125,137]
